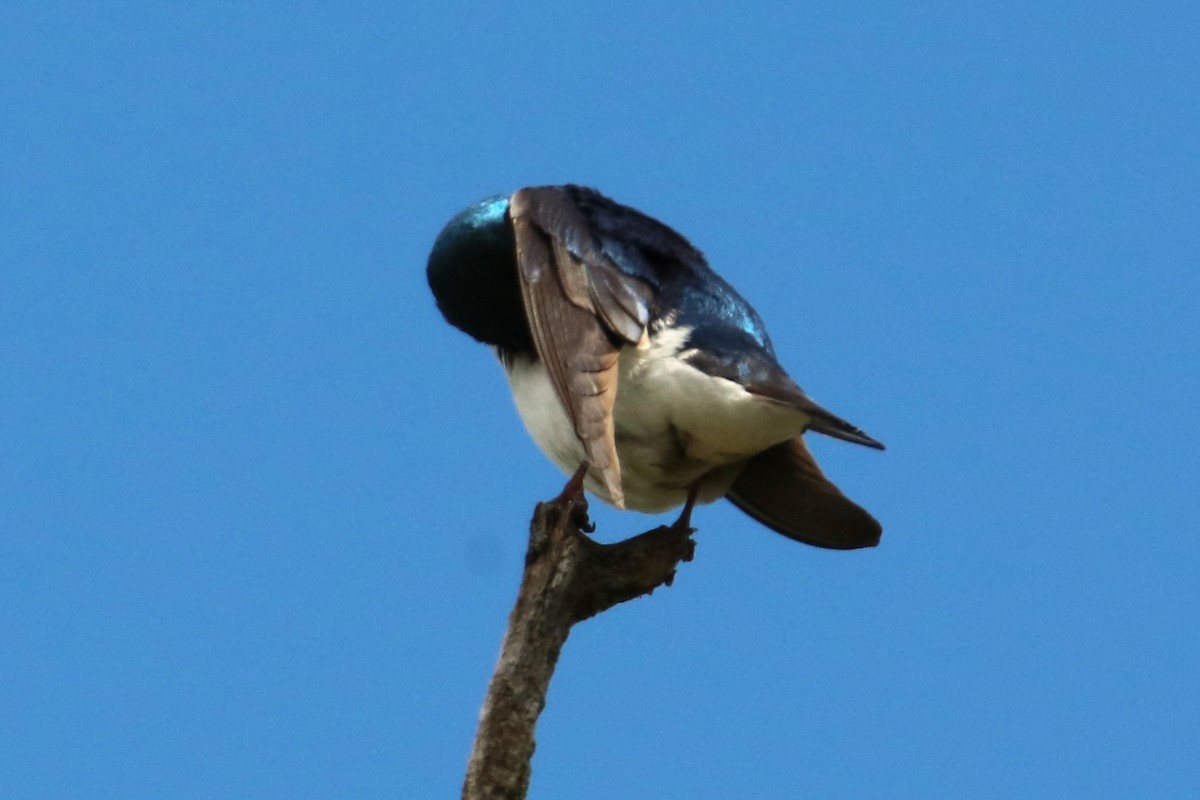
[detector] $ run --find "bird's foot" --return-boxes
[551,462,594,533]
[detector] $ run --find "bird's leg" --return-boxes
[552,461,589,504]
[669,484,700,533]
[551,462,594,533]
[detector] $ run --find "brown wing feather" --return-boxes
[726,436,882,549]
[509,187,653,508]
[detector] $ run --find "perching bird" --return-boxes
[427,185,884,549]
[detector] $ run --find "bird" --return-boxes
[426,184,884,549]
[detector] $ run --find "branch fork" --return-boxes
[462,490,696,799]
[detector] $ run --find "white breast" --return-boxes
[505,353,588,483]
[503,329,810,514]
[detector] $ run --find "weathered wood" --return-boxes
[462,493,695,800]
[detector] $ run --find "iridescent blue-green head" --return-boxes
[426,194,534,353]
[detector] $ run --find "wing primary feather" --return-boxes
[510,189,627,506]
[801,404,885,450]
[744,372,885,451]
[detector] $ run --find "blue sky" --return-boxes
[3,2,1198,797]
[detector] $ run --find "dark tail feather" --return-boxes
[726,436,882,550]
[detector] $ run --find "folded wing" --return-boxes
[509,187,654,507]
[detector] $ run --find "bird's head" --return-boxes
[426,194,533,352]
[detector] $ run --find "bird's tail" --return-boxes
[726,436,881,549]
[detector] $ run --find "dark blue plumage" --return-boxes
[565,186,776,352]
[426,195,529,353]
[427,185,883,549]
[428,188,776,359]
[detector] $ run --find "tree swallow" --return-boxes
[427,185,884,549]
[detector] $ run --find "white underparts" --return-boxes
[503,328,811,514]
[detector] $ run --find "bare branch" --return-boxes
[462,493,696,799]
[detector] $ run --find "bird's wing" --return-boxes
[743,371,886,450]
[683,340,885,451]
[726,436,882,549]
[509,186,654,508]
